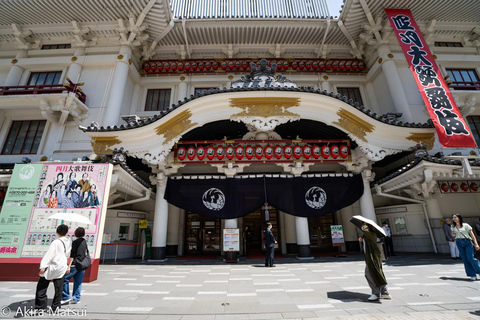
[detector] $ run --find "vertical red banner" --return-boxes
[385,8,476,148]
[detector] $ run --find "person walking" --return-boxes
[34,224,71,312]
[359,223,391,301]
[443,218,459,259]
[382,222,395,257]
[264,222,277,267]
[62,227,88,305]
[451,214,480,281]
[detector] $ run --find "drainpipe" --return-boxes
[374,185,438,253]
[108,190,152,209]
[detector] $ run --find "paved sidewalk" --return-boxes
[1,253,479,319]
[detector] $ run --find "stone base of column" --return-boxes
[166,245,178,256]
[224,251,238,263]
[286,243,298,254]
[296,244,312,259]
[151,247,167,260]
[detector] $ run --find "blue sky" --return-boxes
[327,0,343,17]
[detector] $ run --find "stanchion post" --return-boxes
[114,243,119,264]
[142,243,145,261]
[102,243,106,264]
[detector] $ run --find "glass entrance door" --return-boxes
[185,212,221,255]
[308,213,335,251]
[243,206,280,254]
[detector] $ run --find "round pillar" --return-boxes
[177,79,188,101]
[5,50,28,86]
[284,212,297,254]
[377,44,413,122]
[66,48,85,83]
[103,45,132,126]
[425,197,443,219]
[360,171,376,222]
[295,216,311,258]
[340,205,358,251]
[321,75,331,93]
[152,173,169,260]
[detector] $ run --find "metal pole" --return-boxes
[142,243,145,261]
[114,243,119,264]
[102,244,106,264]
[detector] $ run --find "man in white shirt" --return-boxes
[35,224,72,312]
[382,222,395,257]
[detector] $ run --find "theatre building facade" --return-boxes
[1,0,480,261]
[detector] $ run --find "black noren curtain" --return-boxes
[164,175,363,219]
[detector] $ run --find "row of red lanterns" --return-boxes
[143,59,365,73]
[176,144,350,161]
[439,182,479,193]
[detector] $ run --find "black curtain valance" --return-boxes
[164,175,363,219]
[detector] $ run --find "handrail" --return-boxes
[448,81,480,91]
[0,79,87,103]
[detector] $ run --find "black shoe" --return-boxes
[270,265,275,267]
[265,265,268,267]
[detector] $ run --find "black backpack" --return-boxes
[74,239,91,272]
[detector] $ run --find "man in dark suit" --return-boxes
[264,222,277,267]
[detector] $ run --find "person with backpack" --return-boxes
[61,227,91,304]
[35,224,71,312]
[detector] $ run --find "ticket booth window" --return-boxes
[119,223,130,240]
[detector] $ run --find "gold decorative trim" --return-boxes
[323,75,329,80]
[378,58,383,64]
[71,56,77,62]
[128,59,132,65]
[333,109,375,142]
[228,75,233,80]
[180,76,185,81]
[155,109,197,143]
[91,136,122,155]
[406,133,435,150]
[433,55,437,59]
[388,53,394,59]
[117,54,124,60]
[229,97,300,118]
[12,59,18,64]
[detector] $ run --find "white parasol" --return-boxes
[349,215,386,238]
[48,212,93,225]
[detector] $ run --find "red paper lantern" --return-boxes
[339,61,345,70]
[228,61,235,70]
[312,145,321,159]
[345,61,352,71]
[187,146,196,160]
[283,60,289,70]
[274,146,283,159]
[439,183,449,192]
[212,61,219,70]
[255,146,264,159]
[235,61,241,70]
[291,61,298,70]
[245,146,254,159]
[332,61,339,70]
[221,61,228,70]
[226,146,234,160]
[319,61,325,70]
[235,146,244,160]
[331,145,339,159]
[191,61,198,71]
[242,61,249,70]
[326,61,332,70]
[284,146,293,159]
[206,146,215,160]
[358,62,365,71]
[197,146,205,160]
[185,61,191,70]
[265,146,274,159]
[171,62,177,71]
[205,61,211,70]
[216,146,225,160]
[460,182,469,192]
[451,182,459,192]
[306,61,312,70]
[198,61,205,71]
[177,147,186,160]
[164,62,170,71]
[321,145,330,158]
[303,146,312,159]
[149,62,157,72]
[312,61,319,70]
[298,61,305,70]
[352,61,358,71]
[470,182,478,192]
[177,62,184,71]
[144,63,151,72]
[340,145,349,158]
[293,146,302,159]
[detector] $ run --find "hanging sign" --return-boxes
[385,8,476,148]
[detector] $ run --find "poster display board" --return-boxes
[223,228,240,252]
[330,225,345,247]
[0,163,112,261]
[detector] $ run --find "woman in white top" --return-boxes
[34,224,72,312]
[451,214,480,281]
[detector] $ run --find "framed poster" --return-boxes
[330,225,345,247]
[223,228,239,252]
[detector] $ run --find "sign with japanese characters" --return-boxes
[385,8,476,148]
[330,225,345,247]
[0,163,112,259]
[223,228,240,252]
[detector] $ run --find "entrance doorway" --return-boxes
[185,212,221,255]
[308,213,336,252]
[243,206,280,256]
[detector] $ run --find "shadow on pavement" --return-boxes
[6,299,36,318]
[469,310,480,317]
[439,276,472,282]
[327,291,374,303]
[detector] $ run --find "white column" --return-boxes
[4,50,28,86]
[177,78,188,102]
[377,44,413,121]
[295,216,311,258]
[66,48,85,83]
[340,205,357,242]
[425,197,443,219]
[102,45,132,126]
[152,173,169,260]
[224,219,237,228]
[129,83,141,114]
[321,75,331,92]
[359,170,376,221]
[166,204,181,256]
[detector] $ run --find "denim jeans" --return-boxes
[456,238,480,277]
[62,266,85,302]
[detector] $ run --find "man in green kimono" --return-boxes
[359,223,391,301]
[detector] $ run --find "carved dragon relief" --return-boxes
[229,97,301,131]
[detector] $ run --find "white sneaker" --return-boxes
[60,298,71,305]
[70,300,80,304]
[470,276,477,281]
[368,294,379,301]
[381,294,392,300]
